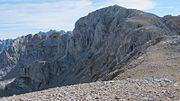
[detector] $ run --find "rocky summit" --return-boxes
[0,5,180,98]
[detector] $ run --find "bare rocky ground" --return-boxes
[1,36,180,101]
[113,36,180,82]
[0,6,180,100]
[0,78,180,101]
[1,37,180,101]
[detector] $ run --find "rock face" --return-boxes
[111,36,180,81]
[0,5,180,96]
[0,39,12,53]
[164,15,180,28]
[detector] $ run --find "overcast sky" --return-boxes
[0,0,179,39]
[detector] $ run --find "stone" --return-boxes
[0,5,179,96]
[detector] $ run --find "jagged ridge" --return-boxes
[0,5,180,96]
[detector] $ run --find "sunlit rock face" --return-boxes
[0,5,179,96]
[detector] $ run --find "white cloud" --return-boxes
[0,0,93,30]
[0,0,157,39]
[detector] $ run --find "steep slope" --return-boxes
[108,36,180,81]
[0,39,12,53]
[1,36,180,100]
[164,15,180,28]
[0,5,180,96]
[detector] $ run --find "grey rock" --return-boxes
[0,39,12,53]
[164,15,180,28]
[37,29,73,37]
[1,78,180,101]
[0,5,180,96]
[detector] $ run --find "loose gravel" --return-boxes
[1,78,180,101]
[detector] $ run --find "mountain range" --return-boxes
[0,5,179,98]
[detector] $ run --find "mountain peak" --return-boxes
[0,5,179,97]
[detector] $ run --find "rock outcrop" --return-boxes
[164,15,180,28]
[110,36,180,81]
[0,5,180,96]
[0,39,12,53]
[37,29,72,36]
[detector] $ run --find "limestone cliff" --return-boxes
[0,5,180,96]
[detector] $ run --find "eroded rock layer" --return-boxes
[0,5,180,96]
